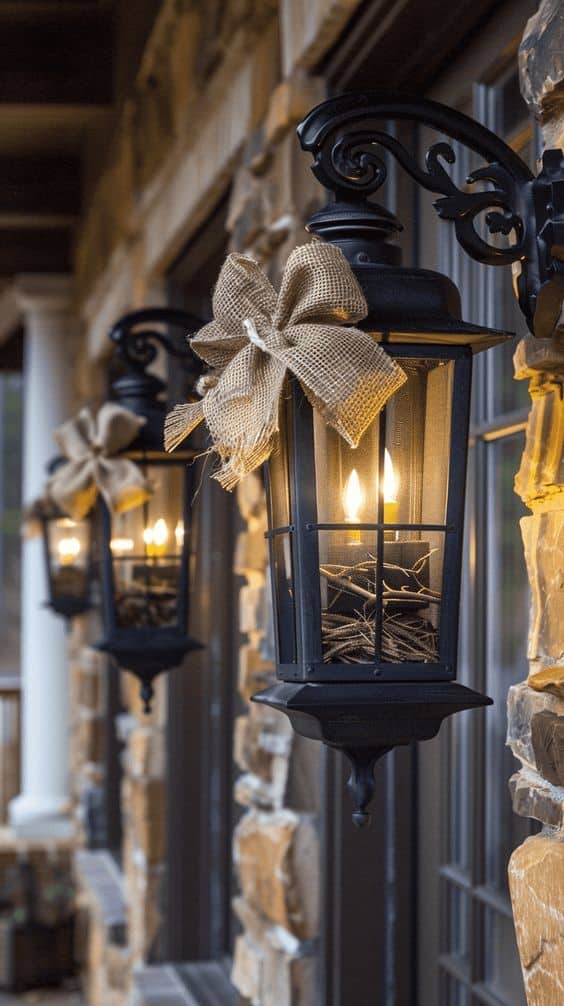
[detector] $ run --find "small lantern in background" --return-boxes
[39,458,94,621]
[252,92,561,824]
[96,308,203,712]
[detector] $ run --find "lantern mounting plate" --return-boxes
[298,92,564,339]
[253,681,492,827]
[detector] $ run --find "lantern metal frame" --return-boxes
[253,92,564,825]
[40,456,94,621]
[95,308,203,712]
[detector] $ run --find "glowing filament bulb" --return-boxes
[383,449,399,503]
[143,518,169,557]
[343,468,364,523]
[57,537,81,565]
[110,537,134,556]
[175,520,184,551]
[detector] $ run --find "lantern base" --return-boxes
[96,629,203,713]
[252,681,491,826]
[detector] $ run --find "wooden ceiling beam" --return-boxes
[0,156,80,217]
[0,11,113,105]
[0,228,72,275]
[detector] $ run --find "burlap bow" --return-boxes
[165,243,406,489]
[48,403,152,520]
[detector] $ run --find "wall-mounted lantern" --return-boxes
[96,309,203,713]
[253,94,564,825]
[39,458,94,620]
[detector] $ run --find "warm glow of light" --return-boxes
[110,537,134,555]
[143,518,169,557]
[343,468,364,523]
[175,520,184,550]
[57,537,81,565]
[383,449,399,503]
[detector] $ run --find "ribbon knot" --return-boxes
[47,402,152,521]
[243,318,268,352]
[165,242,407,490]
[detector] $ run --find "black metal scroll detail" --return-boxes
[109,307,203,380]
[329,129,524,267]
[297,93,564,333]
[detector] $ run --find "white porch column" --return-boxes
[9,276,75,836]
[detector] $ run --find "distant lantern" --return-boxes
[96,309,203,713]
[40,458,94,621]
[253,91,552,825]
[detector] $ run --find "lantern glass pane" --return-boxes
[312,356,454,669]
[268,392,292,529]
[318,528,379,663]
[109,464,186,630]
[271,532,296,663]
[49,517,90,600]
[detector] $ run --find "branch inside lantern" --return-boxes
[320,552,440,663]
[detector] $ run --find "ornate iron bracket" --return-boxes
[298,93,564,337]
[109,307,203,381]
[108,308,203,446]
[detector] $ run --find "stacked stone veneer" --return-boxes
[231,473,319,1006]
[507,5,564,1003]
[71,610,168,1002]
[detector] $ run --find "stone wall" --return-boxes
[508,5,564,1003]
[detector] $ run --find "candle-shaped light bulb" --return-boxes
[110,537,134,556]
[174,520,184,552]
[57,536,81,566]
[343,468,364,547]
[383,449,399,526]
[143,518,169,558]
[343,468,364,523]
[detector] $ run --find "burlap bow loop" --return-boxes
[48,402,152,521]
[165,242,407,490]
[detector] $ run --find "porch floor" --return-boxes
[0,987,83,1005]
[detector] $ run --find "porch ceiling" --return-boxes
[0,0,158,281]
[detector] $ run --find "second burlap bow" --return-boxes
[48,402,152,521]
[165,242,407,489]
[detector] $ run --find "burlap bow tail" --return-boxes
[165,242,407,489]
[48,403,152,520]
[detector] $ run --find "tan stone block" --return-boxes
[529,664,564,697]
[264,74,324,147]
[509,834,564,1004]
[510,770,564,828]
[263,946,316,1006]
[234,705,293,781]
[126,726,165,780]
[280,0,362,75]
[240,583,267,634]
[514,335,564,380]
[507,681,564,769]
[232,933,264,1004]
[127,778,166,863]
[234,528,268,578]
[77,668,102,711]
[237,472,266,522]
[77,715,105,764]
[105,941,130,992]
[234,810,319,938]
[238,643,274,701]
[514,385,564,508]
[521,512,564,666]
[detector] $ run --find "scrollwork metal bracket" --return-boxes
[298,93,564,337]
[109,307,203,383]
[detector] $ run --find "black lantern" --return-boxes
[254,94,564,825]
[96,308,202,712]
[40,457,94,620]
